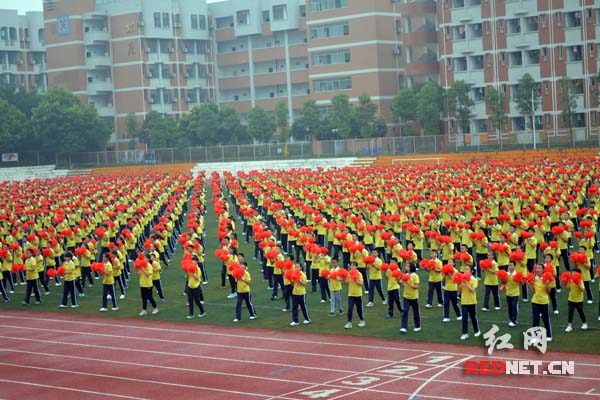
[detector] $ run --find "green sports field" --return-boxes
[3,186,599,355]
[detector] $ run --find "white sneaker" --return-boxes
[55,282,61,286]
[382,299,387,305]
[557,289,562,293]
[320,299,326,303]
[250,315,257,320]
[290,321,299,326]
[456,316,462,320]
[474,331,481,337]
[139,310,147,316]
[71,304,79,308]
[413,327,422,332]
[425,304,432,308]
[198,312,206,317]
[508,322,516,327]
[112,307,119,311]
[227,293,237,299]
[303,319,311,324]
[107,295,112,300]
[233,318,239,322]
[358,320,366,327]
[366,302,374,307]
[482,307,489,312]
[565,325,573,332]
[400,328,407,333]
[186,315,194,319]
[282,308,289,312]
[119,294,125,300]
[460,334,469,340]
[587,300,593,304]
[152,308,159,314]
[582,323,588,330]
[59,304,67,308]
[442,318,450,323]
[522,299,528,302]
[437,304,443,308]
[554,309,559,315]
[99,307,107,312]
[344,322,352,329]
[494,307,501,310]
[547,337,553,342]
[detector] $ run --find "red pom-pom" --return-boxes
[42,248,52,257]
[11,264,23,273]
[453,252,461,260]
[91,262,105,273]
[543,264,554,275]
[441,264,455,275]
[290,270,302,282]
[380,263,390,271]
[389,262,399,271]
[574,231,583,239]
[74,247,86,256]
[362,256,375,265]
[284,270,293,280]
[480,259,493,270]
[401,274,411,282]
[462,272,472,282]
[509,251,525,261]
[524,272,535,284]
[320,268,330,278]
[95,227,106,237]
[560,272,571,285]
[133,259,148,270]
[539,242,548,250]
[572,272,582,285]
[461,253,471,262]
[47,268,57,278]
[391,269,403,279]
[520,231,533,239]
[336,269,349,279]
[513,272,523,283]
[266,250,279,261]
[348,269,360,280]
[585,231,595,239]
[452,273,462,284]
[497,269,508,283]
[542,271,555,283]
[56,266,65,276]
[228,262,240,272]
[551,226,565,236]
[232,267,246,280]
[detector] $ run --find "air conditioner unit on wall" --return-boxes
[393,47,401,55]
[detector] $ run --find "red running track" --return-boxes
[0,310,599,400]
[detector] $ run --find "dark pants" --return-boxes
[318,276,330,301]
[387,289,403,317]
[235,292,256,320]
[187,286,204,316]
[507,295,519,324]
[347,296,364,322]
[272,274,284,298]
[368,279,386,302]
[61,280,77,306]
[292,294,310,323]
[483,285,500,308]
[283,284,292,310]
[567,300,586,324]
[2,270,14,291]
[521,282,528,301]
[475,253,487,278]
[427,281,443,306]
[401,298,421,330]
[461,304,479,334]
[153,279,165,299]
[310,269,319,292]
[532,302,552,338]
[221,264,227,287]
[443,290,461,318]
[549,287,558,311]
[0,279,7,300]
[228,274,236,294]
[101,284,117,308]
[358,268,369,291]
[81,267,94,286]
[584,281,594,302]
[114,275,125,296]
[141,287,157,310]
[24,279,41,303]
[560,249,570,271]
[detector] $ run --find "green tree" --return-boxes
[141,111,178,149]
[247,106,275,143]
[29,88,111,152]
[560,76,578,144]
[514,73,540,131]
[373,116,388,138]
[352,93,381,138]
[298,100,322,140]
[329,94,353,139]
[125,112,144,144]
[391,88,417,135]
[447,80,474,134]
[274,101,289,143]
[416,82,442,135]
[0,99,27,151]
[219,106,250,144]
[178,102,220,146]
[484,87,508,132]
[0,85,42,117]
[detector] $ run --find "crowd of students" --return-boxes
[202,159,599,339]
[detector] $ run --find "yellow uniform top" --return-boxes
[368,258,383,280]
[460,277,478,305]
[236,270,251,293]
[25,257,38,280]
[531,278,549,305]
[151,260,162,280]
[403,273,419,300]
[483,261,499,286]
[505,273,521,297]
[567,280,584,303]
[139,264,153,288]
[329,268,343,292]
[428,259,443,283]
[102,262,115,285]
[347,271,363,297]
[443,273,458,291]
[292,271,307,295]
[385,270,400,291]
[63,260,76,282]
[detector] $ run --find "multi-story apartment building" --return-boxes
[0,9,47,92]
[439,0,599,146]
[41,0,439,148]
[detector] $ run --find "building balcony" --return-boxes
[86,55,112,69]
[92,103,115,117]
[84,29,111,45]
[0,64,18,73]
[87,78,113,94]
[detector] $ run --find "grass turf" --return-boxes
[3,186,599,355]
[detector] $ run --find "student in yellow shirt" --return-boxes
[565,268,587,332]
[59,252,78,308]
[328,257,344,316]
[385,262,403,318]
[425,250,443,308]
[400,263,421,333]
[459,265,481,340]
[290,262,311,326]
[504,261,521,327]
[282,254,294,312]
[482,252,501,312]
[344,261,365,329]
[528,263,553,341]
[366,249,386,306]
[234,261,257,321]
[442,259,461,322]
[186,256,205,319]
[22,248,42,305]
[149,252,166,302]
[137,255,158,316]
[99,252,118,311]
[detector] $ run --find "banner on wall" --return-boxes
[56,15,71,36]
[2,153,18,162]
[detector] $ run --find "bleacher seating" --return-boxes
[0,165,68,181]
[192,158,359,178]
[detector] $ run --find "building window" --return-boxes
[273,5,287,21]
[313,77,352,93]
[162,13,170,28]
[199,15,206,30]
[311,22,349,39]
[312,49,351,66]
[237,10,250,25]
[309,0,348,13]
[299,5,306,17]
[154,12,161,28]
[38,28,44,45]
[262,10,270,23]
[191,15,198,29]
